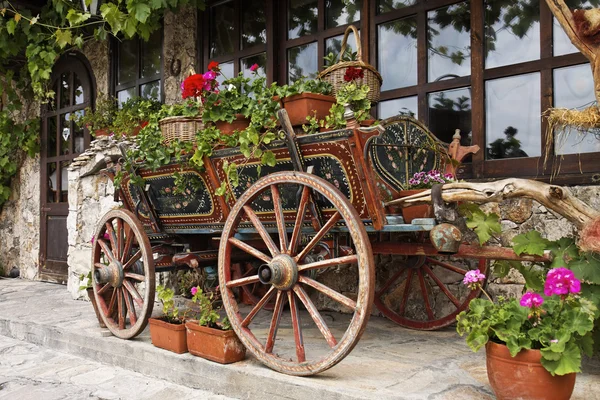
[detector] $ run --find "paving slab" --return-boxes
[0,278,598,400]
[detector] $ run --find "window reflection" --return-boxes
[378,0,416,14]
[326,0,361,29]
[378,17,417,90]
[216,62,234,86]
[210,1,235,58]
[74,73,84,105]
[118,39,137,86]
[288,0,318,40]
[325,31,358,61]
[379,96,417,119]
[428,2,471,82]
[485,0,540,69]
[288,42,318,83]
[60,73,71,109]
[117,88,135,105]
[141,31,162,79]
[47,116,57,158]
[140,82,161,101]
[242,0,267,49]
[47,162,57,203]
[242,53,267,81]
[486,73,541,159]
[73,110,85,154]
[60,161,70,203]
[428,88,471,145]
[553,64,600,155]
[60,113,71,156]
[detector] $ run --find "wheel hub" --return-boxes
[94,260,125,288]
[257,254,298,290]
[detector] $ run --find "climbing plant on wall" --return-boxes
[0,0,206,209]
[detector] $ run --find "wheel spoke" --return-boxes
[242,287,277,328]
[116,219,124,260]
[270,185,289,253]
[123,280,143,307]
[375,267,406,298]
[97,239,116,263]
[243,205,279,257]
[121,224,134,264]
[426,258,467,275]
[295,212,341,262]
[294,286,337,348]
[122,250,142,270]
[105,288,117,318]
[226,274,260,289]
[105,222,118,258]
[124,290,137,325]
[97,283,111,295]
[399,269,414,316]
[298,276,356,310]
[117,289,126,329]
[422,265,461,308]
[288,291,305,363]
[417,270,434,320]
[288,185,311,255]
[298,254,357,273]
[228,237,272,264]
[124,272,145,282]
[265,291,285,354]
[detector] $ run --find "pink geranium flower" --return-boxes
[520,292,544,308]
[544,267,580,296]
[463,269,486,290]
[250,63,259,72]
[191,287,198,296]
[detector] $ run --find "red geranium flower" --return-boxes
[207,61,219,71]
[182,73,206,99]
[344,66,364,82]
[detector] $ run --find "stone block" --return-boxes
[500,198,533,223]
[480,202,500,216]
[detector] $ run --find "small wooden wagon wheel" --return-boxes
[374,238,487,330]
[91,209,155,339]
[218,171,374,376]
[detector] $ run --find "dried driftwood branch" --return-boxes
[386,178,600,230]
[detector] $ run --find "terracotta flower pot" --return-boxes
[148,317,188,354]
[486,342,576,400]
[215,114,250,135]
[185,321,246,364]
[397,189,433,223]
[282,93,335,126]
[93,128,110,137]
[86,287,107,328]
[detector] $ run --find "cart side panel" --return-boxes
[210,132,370,224]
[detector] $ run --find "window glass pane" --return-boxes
[141,81,161,101]
[326,0,362,29]
[60,72,70,109]
[288,0,318,40]
[486,73,541,159]
[553,2,595,56]
[242,0,267,49]
[216,61,234,87]
[485,0,540,69]
[60,160,70,203]
[141,31,162,79]
[74,73,85,105]
[428,87,472,145]
[553,64,600,155]
[60,113,71,156]
[378,96,417,119]
[210,1,235,58]
[288,42,318,83]
[379,17,417,90]
[377,0,416,14]
[47,116,57,158]
[49,81,58,111]
[428,3,471,83]
[73,110,85,154]
[242,53,268,81]
[117,88,135,105]
[325,31,358,61]
[47,162,57,203]
[118,39,138,85]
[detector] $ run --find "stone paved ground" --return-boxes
[0,335,233,400]
[0,278,598,399]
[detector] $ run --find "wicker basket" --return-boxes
[159,116,204,145]
[318,25,382,104]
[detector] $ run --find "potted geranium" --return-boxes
[185,286,246,364]
[148,285,188,354]
[276,77,334,127]
[398,170,455,222]
[457,267,596,400]
[73,93,117,137]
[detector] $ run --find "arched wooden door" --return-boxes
[39,54,95,283]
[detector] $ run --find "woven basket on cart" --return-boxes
[318,25,382,104]
[159,116,204,145]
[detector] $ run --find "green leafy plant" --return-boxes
[321,81,372,130]
[323,49,358,68]
[276,76,332,98]
[157,284,183,324]
[459,203,502,245]
[78,271,93,291]
[189,286,231,330]
[72,93,117,134]
[457,267,596,376]
[111,97,161,137]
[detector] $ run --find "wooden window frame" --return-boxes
[110,28,165,103]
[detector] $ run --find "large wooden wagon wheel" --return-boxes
[374,238,487,330]
[92,209,155,339]
[218,171,375,376]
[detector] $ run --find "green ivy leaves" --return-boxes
[459,203,501,245]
